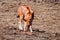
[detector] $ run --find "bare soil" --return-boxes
[0,0,60,40]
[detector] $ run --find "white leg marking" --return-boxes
[24,22,26,32]
[29,26,33,32]
[19,24,23,30]
[18,22,23,30]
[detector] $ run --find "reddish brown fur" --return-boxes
[17,4,33,32]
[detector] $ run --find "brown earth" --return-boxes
[0,0,60,40]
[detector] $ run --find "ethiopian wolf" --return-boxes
[17,4,34,32]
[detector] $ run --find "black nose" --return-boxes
[17,15,20,18]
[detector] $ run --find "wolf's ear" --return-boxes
[26,6,33,14]
[28,7,33,13]
[30,10,33,14]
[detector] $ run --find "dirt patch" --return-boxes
[0,0,60,40]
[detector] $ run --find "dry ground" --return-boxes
[0,0,60,40]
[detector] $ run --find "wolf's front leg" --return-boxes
[29,26,33,32]
[19,22,23,30]
[24,21,29,32]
